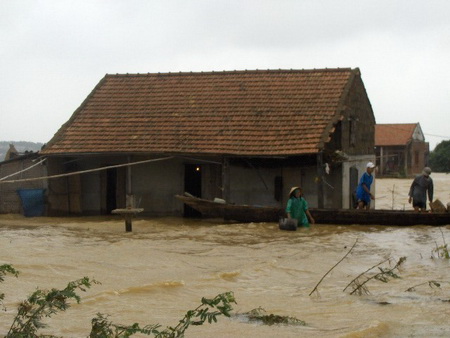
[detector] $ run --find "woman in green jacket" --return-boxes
[286,186,315,227]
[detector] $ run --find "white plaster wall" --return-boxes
[342,155,377,209]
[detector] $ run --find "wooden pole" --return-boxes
[127,156,132,196]
[222,157,230,202]
[380,146,384,176]
[317,152,324,208]
[125,214,132,232]
[126,156,132,231]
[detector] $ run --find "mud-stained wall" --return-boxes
[228,165,281,207]
[46,157,78,216]
[46,156,223,217]
[0,155,47,215]
[227,164,320,209]
[130,157,183,217]
[340,75,376,157]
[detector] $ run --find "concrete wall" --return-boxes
[45,153,377,216]
[341,75,376,157]
[408,141,429,176]
[47,156,215,217]
[228,165,281,207]
[0,155,47,214]
[322,163,343,209]
[131,157,184,216]
[228,164,320,209]
[341,155,376,209]
[81,171,102,214]
[46,157,70,216]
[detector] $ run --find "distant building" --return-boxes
[4,144,19,161]
[375,123,429,177]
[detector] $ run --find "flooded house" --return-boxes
[375,123,429,177]
[39,68,376,217]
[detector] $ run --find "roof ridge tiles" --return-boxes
[106,68,355,78]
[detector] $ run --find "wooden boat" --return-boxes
[175,194,450,226]
[176,194,284,223]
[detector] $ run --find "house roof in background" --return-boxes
[42,68,361,156]
[375,123,420,146]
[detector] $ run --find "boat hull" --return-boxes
[176,194,284,222]
[175,195,450,226]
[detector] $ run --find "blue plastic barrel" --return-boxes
[17,189,46,217]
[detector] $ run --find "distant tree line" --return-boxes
[429,140,450,172]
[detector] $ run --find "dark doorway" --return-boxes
[106,168,117,214]
[349,167,359,209]
[184,164,202,217]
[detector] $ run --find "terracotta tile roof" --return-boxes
[375,123,418,146]
[42,68,359,156]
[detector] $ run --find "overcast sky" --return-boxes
[1,0,449,150]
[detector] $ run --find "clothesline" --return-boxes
[0,156,174,185]
[0,158,47,181]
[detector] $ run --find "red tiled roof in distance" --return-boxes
[42,68,359,156]
[375,123,418,146]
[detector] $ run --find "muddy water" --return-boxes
[1,174,450,337]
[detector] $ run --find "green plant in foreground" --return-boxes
[163,292,236,336]
[7,277,100,337]
[5,264,306,336]
[89,291,236,337]
[432,243,449,259]
[240,307,306,326]
[432,228,449,259]
[2,265,235,338]
[0,264,19,310]
[405,280,446,292]
[89,313,163,337]
[343,257,406,295]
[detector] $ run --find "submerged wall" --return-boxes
[0,154,47,215]
[45,153,362,216]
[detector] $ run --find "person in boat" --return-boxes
[286,186,315,227]
[408,166,433,212]
[356,162,376,209]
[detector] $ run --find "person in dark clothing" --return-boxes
[408,167,433,212]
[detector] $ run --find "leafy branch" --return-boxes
[309,238,358,296]
[240,307,306,326]
[405,280,449,292]
[162,291,236,337]
[1,264,19,310]
[7,277,100,336]
[2,264,235,338]
[343,258,390,293]
[89,291,236,337]
[432,227,449,259]
[90,313,163,337]
[344,257,406,295]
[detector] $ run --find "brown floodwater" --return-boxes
[1,174,450,337]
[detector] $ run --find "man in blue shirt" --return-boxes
[356,162,376,209]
